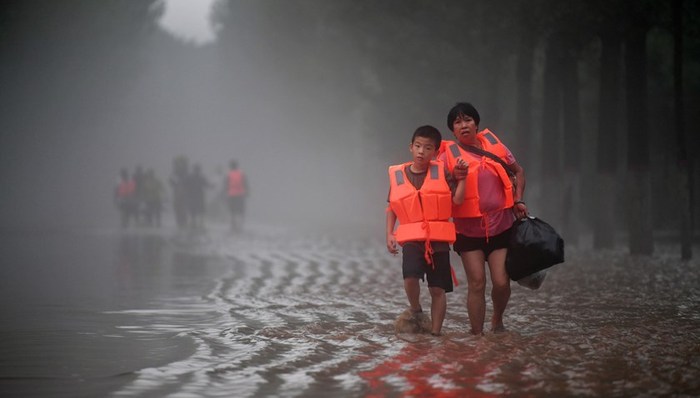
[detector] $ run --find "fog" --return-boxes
[1,1,389,232]
[2,0,699,252]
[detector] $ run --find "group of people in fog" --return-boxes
[115,166,165,228]
[114,156,248,232]
[386,102,527,337]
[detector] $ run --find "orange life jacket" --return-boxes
[388,161,456,244]
[442,129,514,218]
[117,180,135,198]
[227,170,246,197]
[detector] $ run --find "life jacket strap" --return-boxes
[421,220,435,268]
[480,213,490,243]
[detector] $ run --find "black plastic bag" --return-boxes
[506,216,565,282]
[516,269,547,290]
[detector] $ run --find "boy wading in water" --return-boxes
[386,126,467,336]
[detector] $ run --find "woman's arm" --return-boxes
[508,161,528,218]
[451,158,468,205]
[453,178,466,205]
[508,161,526,202]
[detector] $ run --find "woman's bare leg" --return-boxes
[461,250,486,335]
[487,248,510,331]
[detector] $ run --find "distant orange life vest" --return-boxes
[117,180,135,198]
[442,129,514,218]
[388,161,456,244]
[227,170,245,197]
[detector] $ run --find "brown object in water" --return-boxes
[394,309,432,334]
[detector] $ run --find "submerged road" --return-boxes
[1,225,699,397]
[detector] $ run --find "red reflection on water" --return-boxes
[359,335,525,397]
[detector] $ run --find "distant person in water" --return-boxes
[142,168,164,228]
[169,155,190,229]
[438,102,528,335]
[115,168,137,228]
[224,159,248,233]
[386,125,466,336]
[132,165,146,225]
[186,163,212,230]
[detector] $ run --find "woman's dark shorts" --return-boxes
[453,228,512,257]
[402,243,453,293]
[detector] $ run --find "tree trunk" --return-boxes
[561,50,581,246]
[515,32,535,174]
[593,31,622,250]
[540,37,564,228]
[472,1,500,126]
[625,21,654,256]
[673,0,692,259]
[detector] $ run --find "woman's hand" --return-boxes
[453,158,468,180]
[513,201,528,219]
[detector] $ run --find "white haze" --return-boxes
[156,0,219,46]
[0,1,388,234]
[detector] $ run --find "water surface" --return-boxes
[1,226,698,397]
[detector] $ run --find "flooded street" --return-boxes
[1,225,699,397]
[3,1,700,397]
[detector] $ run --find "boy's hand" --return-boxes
[386,234,398,255]
[453,158,468,180]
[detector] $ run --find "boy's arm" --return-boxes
[385,206,398,255]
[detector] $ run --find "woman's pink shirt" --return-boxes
[439,146,516,238]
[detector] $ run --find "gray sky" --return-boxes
[157,0,219,46]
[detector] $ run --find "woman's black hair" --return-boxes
[447,102,480,130]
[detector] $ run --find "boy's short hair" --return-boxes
[447,102,481,130]
[412,125,442,149]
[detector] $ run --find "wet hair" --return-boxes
[229,159,238,169]
[447,102,480,131]
[411,125,442,149]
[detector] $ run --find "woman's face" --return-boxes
[451,114,478,145]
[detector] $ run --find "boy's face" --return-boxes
[409,136,438,167]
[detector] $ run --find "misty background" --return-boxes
[1,0,699,255]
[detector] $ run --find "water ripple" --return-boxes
[110,229,700,397]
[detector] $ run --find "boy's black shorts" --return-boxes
[402,243,453,293]
[453,228,512,257]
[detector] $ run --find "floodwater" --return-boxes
[1,225,699,397]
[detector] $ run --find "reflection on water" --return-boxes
[116,233,165,293]
[110,228,700,397]
[1,227,699,397]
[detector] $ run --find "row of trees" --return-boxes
[2,1,698,257]
[0,1,161,229]
[214,0,700,258]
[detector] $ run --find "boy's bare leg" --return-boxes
[404,277,422,313]
[429,286,446,335]
[461,250,486,335]
[487,248,510,332]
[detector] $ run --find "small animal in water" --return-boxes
[394,308,432,334]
